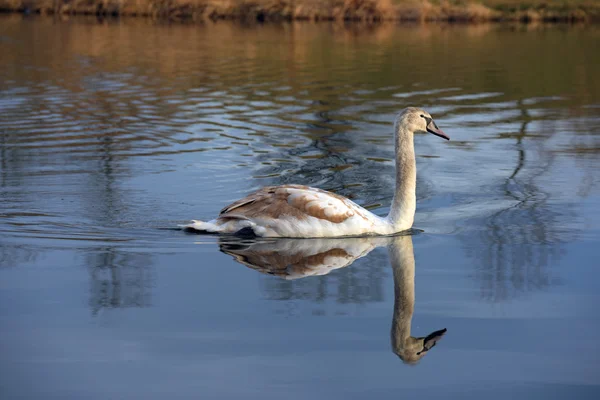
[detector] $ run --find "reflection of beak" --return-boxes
[416,328,447,355]
[427,119,450,140]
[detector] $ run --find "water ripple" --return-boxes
[0,19,598,253]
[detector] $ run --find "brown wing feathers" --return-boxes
[218,185,354,224]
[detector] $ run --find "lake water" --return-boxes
[1,15,599,399]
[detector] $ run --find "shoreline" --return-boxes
[0,1,599,24]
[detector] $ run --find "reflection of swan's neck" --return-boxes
[387,124,416,231]
[389,236,446,364]
[389,237,416,353]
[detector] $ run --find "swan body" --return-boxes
[183,107,448,237]
[187,184,394,237]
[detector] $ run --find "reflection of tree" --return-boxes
[80,86,156,315]
[0,91,47,268]
[87,247,153,315]
[0,244,38,269]
[81,86,130,226]
[561,108,600,198]
[464,101,568,302]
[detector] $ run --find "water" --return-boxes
[1,15,600,398]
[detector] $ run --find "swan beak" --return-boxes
[427,119,450,140]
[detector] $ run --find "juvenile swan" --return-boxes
[184,107,449,237]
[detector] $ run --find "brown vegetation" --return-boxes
[0,0,598,23]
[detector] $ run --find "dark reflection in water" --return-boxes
[463,100,564,301]
[86,247,153,315]
[221,234,446,364]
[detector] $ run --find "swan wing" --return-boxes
[219,185,366,224]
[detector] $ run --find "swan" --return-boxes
[183,107,449,237]
[220,234,447,363]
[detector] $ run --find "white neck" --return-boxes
[386,122,416,232]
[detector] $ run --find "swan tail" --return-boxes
[179,218,257,236]
[179,219,222,233]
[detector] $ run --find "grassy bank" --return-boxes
[0,0,599,23]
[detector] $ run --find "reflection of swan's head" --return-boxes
[393,328,447,365]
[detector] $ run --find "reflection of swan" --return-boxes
[388,236,446,364]
[220,236,390,280]
[221,234,446,364]
[184,107,448,237]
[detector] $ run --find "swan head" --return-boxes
[396,107,450,141]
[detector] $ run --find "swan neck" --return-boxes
[387,123,416,231]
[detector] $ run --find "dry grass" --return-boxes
[0,0,598,22]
